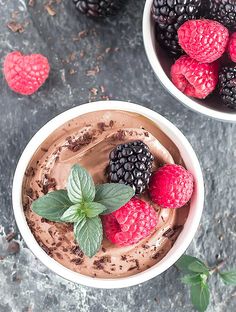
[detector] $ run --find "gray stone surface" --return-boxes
[0,0,235,311]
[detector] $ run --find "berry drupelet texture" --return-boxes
[72,0,124,17]
[102,198,157,246]
[208,0,236,30]
[108,140,154,194]
[218,67,236,110]
[151,0,202,56]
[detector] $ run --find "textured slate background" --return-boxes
[0,0,235,311]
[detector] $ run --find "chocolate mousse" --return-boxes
[22,110,190,278]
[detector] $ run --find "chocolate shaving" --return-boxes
[152,251,161,260]
[112,130,126,141]
[97,122,106,132]
[163,228,175,238]
[55,252,63,260]
[66,132,94,152]
[28,0,35,7]
[6,232,16,242]
[93,256,111,270]
[26,188,34,198]
[7,241,20,255]
[25,167,35,177]
[121,255,127,261]
[109,120,114,128]
[7,21,24,33]
[41,147,48,152]
[42,174,57,194]
[71,246,84,258]
[71,258,84,265]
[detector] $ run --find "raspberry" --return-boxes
[3,51,50,95]
[102,198,157,246]
[171,55,218,99]
[149,164,194,209]
[178,19,229,63]
[228,33,236,63]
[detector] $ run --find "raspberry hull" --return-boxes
[3,51,50,95]
[102,198,157,246]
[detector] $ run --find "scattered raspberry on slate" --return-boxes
[108,140,154,194]
[102,198,157,246]
[218,66,236,110]
[178,19,229,63]
[149,164,194,209]
[228,33,236,63]
[3,51,50,95]
[171,55,218,99]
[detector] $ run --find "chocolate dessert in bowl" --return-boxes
[12,101,204,288]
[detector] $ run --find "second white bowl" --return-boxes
[143,0,236,122]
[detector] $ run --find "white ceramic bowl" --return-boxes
[12,101,204,288]
[143,0,236,122]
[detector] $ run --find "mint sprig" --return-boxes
[32,164,134,257]
[175,255,236,312]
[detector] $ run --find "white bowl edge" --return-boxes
[12,100,204,289]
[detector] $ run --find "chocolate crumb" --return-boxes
[102,247,106,253]
[6,232,16,242]
[55,252,63,260]
[25,167,35,177]
[42,174,57,194]
[71,246,84,258]
[97,122,106,132]
[163,228,175,238]
[71,258,84,265]
[144,132,149,137]
[112,130,126,141]
[41,147,48,152]
[26,187,34,198]
[66,132,93,152]
[152,251,161,260]
[121,255,127,261]
[93,256,111,270]
[109,120,114,128]
[142,244,150,250]
[28,0,35,7]
[7,21,24,33]
[56,242,62,247]
[7,241,20,255]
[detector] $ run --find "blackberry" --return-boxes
[208,0,236,30]
[108,141,154,194]
[72,0,124,17]
[152,0,202,56]
[218,67,236,110]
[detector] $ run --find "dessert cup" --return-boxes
[12,101,204,288]
[142,0,236,122]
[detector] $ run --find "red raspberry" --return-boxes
[178,19,229,63]
[3,51,50,95]
[171,55,218,99]
[149,164,194,209]
[228,33,236,63]
[102,198,157,246]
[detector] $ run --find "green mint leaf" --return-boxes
[176,255,209,274]
[219,270,236,285]
[189,261,209,275]
[67,164,95,204]
[83,202,107,218]
[32,190,72,222]
[74,216,103,258]
[190,282,210,312]
[60,204,85,223]
[181,274,204,285]
[95,183,134,214]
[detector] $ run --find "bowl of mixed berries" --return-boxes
[143,0,236,122]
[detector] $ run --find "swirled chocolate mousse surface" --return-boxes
[22,110,189,278]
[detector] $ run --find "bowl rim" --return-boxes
[12,100,204,288]
[142,0,236,123]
